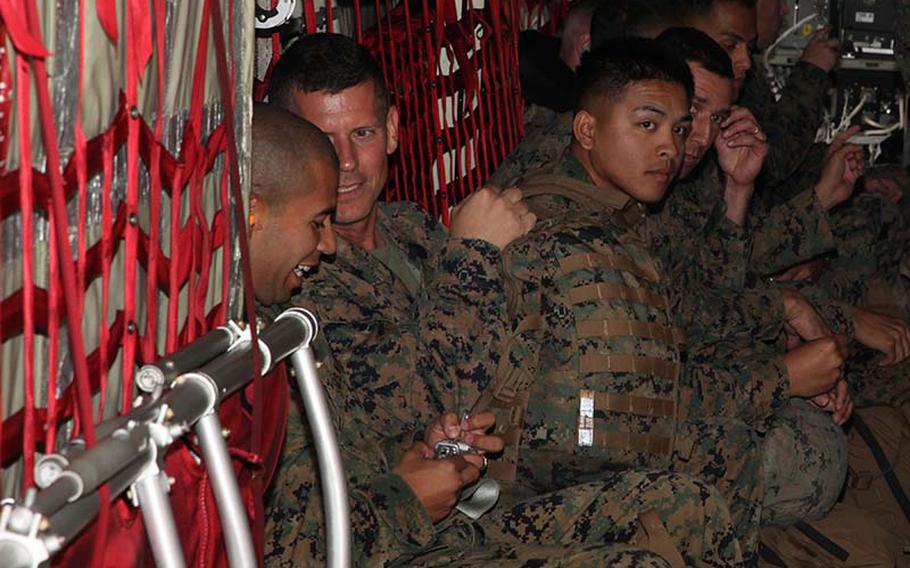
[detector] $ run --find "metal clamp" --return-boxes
[0,493,49,568]
[255,0,296,30]
[229,323,273,376]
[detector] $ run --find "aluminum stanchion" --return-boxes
[195,413,256,568]
[134,473,186,568]
[289,346,351,568]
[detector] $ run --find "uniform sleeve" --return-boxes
[744,62,831,187]
[673,283,786,347]
[640,175,750,292]
[682,344,791,424]
[419,236,510,413]
[749,188,836,276]
[264,396,436,567]
[290,204,510,437]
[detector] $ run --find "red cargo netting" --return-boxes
[257,0,571,222]
[0,0,255,565]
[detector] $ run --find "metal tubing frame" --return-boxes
[137,325,239,393]
[2,308,349,568]
[134,473,187,568]
[195,413,256,568]
[289,346,351,568]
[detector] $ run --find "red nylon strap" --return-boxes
[143,0,167,364]
[16,48,35,491]
[303,0,317,33]
[209,0,267,561]
[0,0,48,56]
[20,0,107,562]
[95,0,119,43]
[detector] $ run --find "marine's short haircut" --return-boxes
[575,36,694,111]
[590,0,680,47]
[657,27,734,79]
[676,0,757,22]
[252,103,339,207]
[267,33,389,118]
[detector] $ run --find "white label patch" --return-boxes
[578,390,595,447]
[855,11,875,23]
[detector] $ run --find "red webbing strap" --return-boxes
[120,0,151,412]
[303,0,317,34]
[354,0,363,42]
[507,1,524,139]
[209,0,267,561]
[473,13,495,181]
[98,129,114,422]
[94,0,119,43]
[326,0,333,32]
[16,48,36,491]
[253,0,281,101]
[0,0,49,57]
[143,0,167,364]
[46,190,60,451]
[399,0,419,204]
[406,2,435,206]
[383,0,403,202]
[21,0,107,562]
[421,0,449,222]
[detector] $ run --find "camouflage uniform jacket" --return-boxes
[288,201,507,443]
[264,346,440,567]
[740,61,831,189]
[504,153,789,436]
[644,157,855,341]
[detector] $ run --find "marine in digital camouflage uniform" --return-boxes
[288,200,510,441]
[488,148,764,561]
[264,350,744,567]
[740,60,831,192]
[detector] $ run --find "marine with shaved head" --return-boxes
[249,103,338,308]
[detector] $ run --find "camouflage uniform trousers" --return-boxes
[670,417,764,563]
[848,348,910,409]
[390,543,672,568]
[758,399,848,527]
[445,470,743,567]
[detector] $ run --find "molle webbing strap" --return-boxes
[559,252,659,283]
[793,522,850,562]
[758,543,788,567]
[579,354,680,381]
[521,174,633,213]
[637,509,686,568]
[485,391,529,482]
[594,430,673,455]
[852,413,910,525]
[569,282,668,310]
[593,393,675,418]
[576,319,686,347]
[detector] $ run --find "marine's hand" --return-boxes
[773,258,827,283]
[393,442,481,522]
[853,307,910,365]
[780,288,830,342]
[862,175,904,203]
[424,411,504,454]
[801,27,840,72]
[717,106,768,187]
[785,335,847,397]
[450,186,537,249]
[815,142,865,210]
[810,379,853,425]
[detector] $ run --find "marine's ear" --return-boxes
[248,193,265,232]
[385,105,400,155]
[573,109,597,151]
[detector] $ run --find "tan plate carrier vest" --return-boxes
[474,174,686,483]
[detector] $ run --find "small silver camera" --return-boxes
[433,438,476,459]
